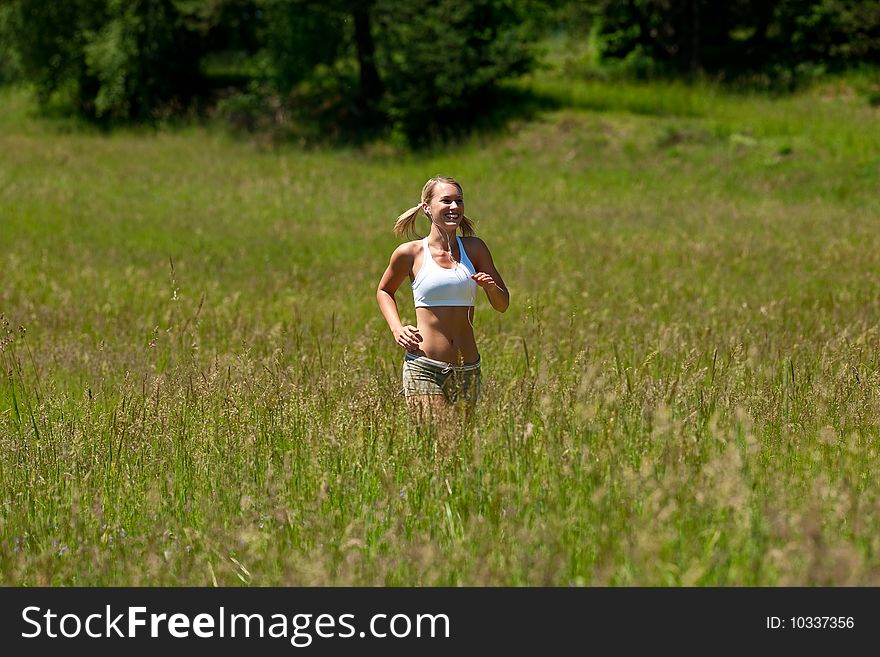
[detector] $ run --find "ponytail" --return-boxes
[458,214,476,237]
[393,205,423,239]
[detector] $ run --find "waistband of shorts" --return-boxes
[404,352,481,372]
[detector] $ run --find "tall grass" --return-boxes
[1,73,879,585]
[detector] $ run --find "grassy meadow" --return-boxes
[1,71,880,585]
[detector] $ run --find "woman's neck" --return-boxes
[428,224,457,248]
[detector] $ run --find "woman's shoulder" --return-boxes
[390,240,421,261]
[401,239,423,252]
[460,235,489,253]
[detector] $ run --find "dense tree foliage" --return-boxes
[0,0,877,136]
[596,0,880,79]
[4,0,209,118]
[371,0,539,143]
[256,0,541,143]
[255,0,384,134]
[2,0,541,140]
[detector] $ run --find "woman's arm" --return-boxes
[376,243,423,351]
[467,237,510,313]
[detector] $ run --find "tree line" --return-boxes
[0,1,877,144]
[597,0,880,79]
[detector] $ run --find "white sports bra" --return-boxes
[411,236,477,308]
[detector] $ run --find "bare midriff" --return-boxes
[411,306,479,365]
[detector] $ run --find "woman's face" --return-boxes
[423,182,464,231]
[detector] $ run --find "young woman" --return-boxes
[376,176,509,424]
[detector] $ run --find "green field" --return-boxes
[1,72,879,585]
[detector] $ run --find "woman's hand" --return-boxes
[472,271,509,313]
[393,324,423,352]
[471,272,499,289]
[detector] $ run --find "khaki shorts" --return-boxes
[402,353,481,403]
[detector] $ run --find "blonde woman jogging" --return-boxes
[376,176,509,434]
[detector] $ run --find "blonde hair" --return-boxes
[393,176,476,239]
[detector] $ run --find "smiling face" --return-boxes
[423,181,464,232]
